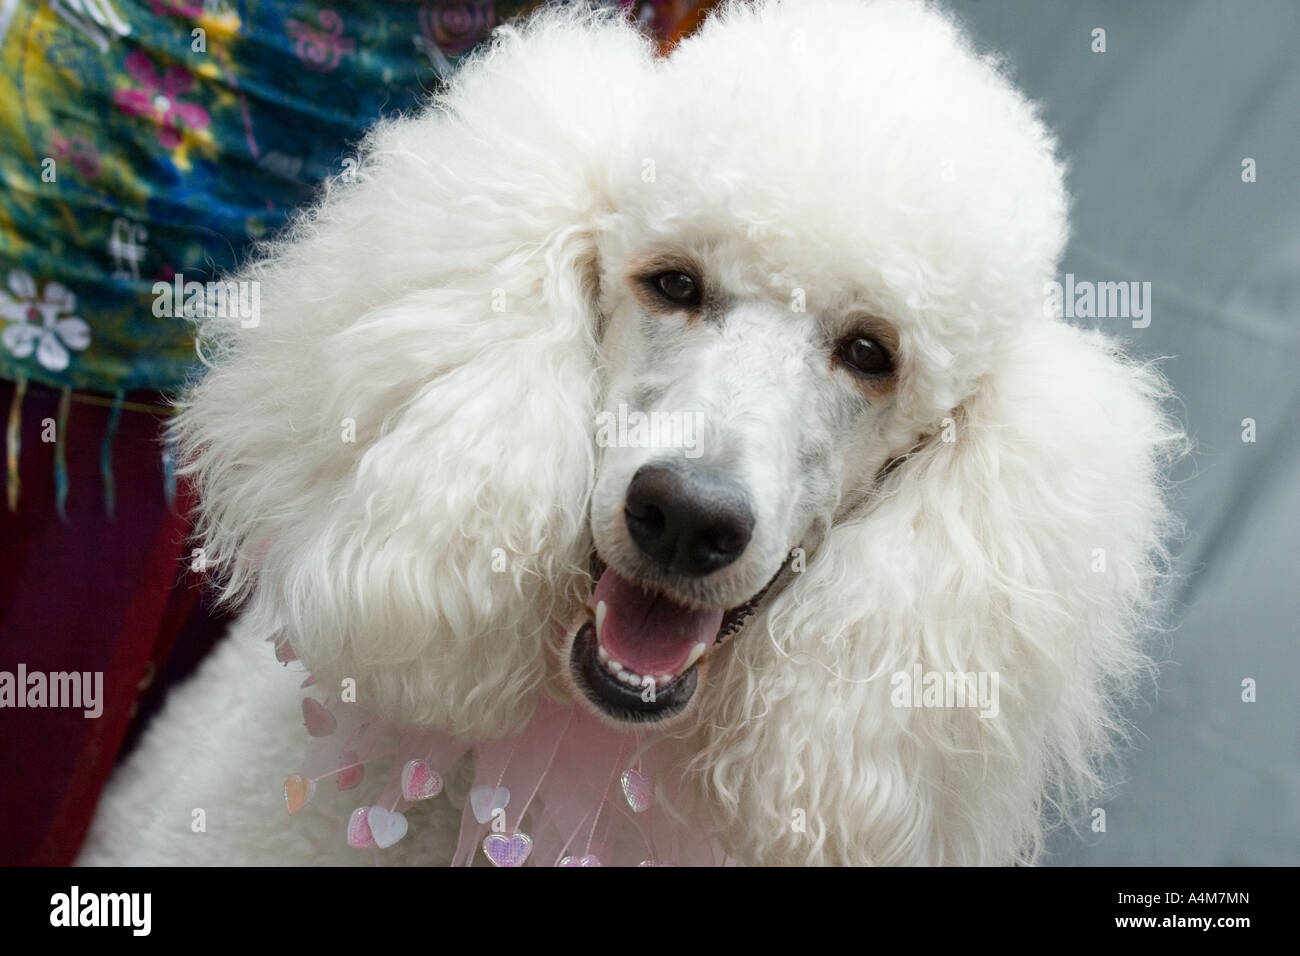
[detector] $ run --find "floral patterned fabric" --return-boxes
[0,0,541,394]
[0,1,709,395]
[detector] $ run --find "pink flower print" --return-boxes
[114,51,211,150]
[48,131,103,179]
[0,271,91,373]
[149,0,204,15]
[287,10,355,73]
[420,1,495,57]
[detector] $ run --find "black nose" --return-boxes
[624,465,755,576]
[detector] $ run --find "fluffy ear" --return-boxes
[175,10,655,734]
[690,318,1186,865]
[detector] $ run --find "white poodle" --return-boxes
[80,0,1183,866]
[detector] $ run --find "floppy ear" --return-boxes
[175,10,655,734]
[690,318,1185,865]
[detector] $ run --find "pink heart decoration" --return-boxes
[301,698,337,737]
[482,832,532,867]
[346,807,375,848]
[620,768,653,813]
[559,854,601,867]
[283,775,315,815]
[275,641,298,663]
[300,675,316,688]
[470,785,510,824]
[365,807,408,848]
[401,759,443,801]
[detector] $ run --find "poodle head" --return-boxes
[578,0,1068,724]
[179,0,1181,864]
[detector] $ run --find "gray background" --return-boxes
[950,0,1298,865]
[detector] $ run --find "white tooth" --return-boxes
[682,642,707,672]
[607,660,623,674]
[659,674,672,685]
[595,601,607,643]
[626,673,642,688]
[597,645,609,662]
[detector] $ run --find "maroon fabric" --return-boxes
[0,380,200,865]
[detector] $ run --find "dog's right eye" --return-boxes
[836,335,894,376]
[651,271,702,307]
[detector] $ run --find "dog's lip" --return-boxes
[570,621,700,721]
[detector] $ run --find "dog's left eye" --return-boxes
[837,335,893,376]
[651,271,702,307]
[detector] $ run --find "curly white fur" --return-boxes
[81,0,1185,867]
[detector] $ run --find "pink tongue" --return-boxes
[594,568,723,678]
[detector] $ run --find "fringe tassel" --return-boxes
[5,377,26,513]
[162,435,177,513]
[54,386,71,522]
[101,389,124,520]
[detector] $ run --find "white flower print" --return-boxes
[0,269,92,373]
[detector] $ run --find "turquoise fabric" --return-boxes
[0,0,533,393]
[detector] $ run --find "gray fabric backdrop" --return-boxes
[949,0,1298,865]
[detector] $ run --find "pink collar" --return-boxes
[284,672,730,866]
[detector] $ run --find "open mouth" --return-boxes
[568,555,785,723]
